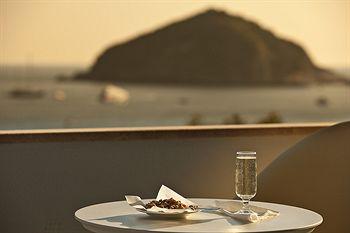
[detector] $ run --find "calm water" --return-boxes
[0,67,349,129]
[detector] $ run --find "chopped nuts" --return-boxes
[145,198,197,210]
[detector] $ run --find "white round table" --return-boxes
[75,198,322,233]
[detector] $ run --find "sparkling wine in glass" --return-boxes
[235,151,257,214]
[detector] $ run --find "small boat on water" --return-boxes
[53,90,66,101]
[8,88,46,99]
[99,84,129,105]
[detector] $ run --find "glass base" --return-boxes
[235,209,257,215]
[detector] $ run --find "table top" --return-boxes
[75,198,323,233]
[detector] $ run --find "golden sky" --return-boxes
[1,0,349,68]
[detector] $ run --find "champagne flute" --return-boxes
[235,151,257,214]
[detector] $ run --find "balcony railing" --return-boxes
[0,123,333,233]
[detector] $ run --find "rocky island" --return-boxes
[75,9,346,86]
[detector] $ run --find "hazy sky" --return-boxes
[1,0,349,68]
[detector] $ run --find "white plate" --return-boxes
[142,208,199,218]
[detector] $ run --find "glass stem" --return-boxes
[242,200,250,211]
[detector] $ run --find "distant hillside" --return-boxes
[75,9,347,85]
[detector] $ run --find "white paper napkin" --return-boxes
[215,200,279,223]
[125,185,197,214]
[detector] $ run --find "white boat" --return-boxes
[99,84,129,105]
[53,90,66,101]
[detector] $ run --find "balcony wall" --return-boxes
[0,123,330,233]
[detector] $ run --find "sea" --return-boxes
[0,65,349,130]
